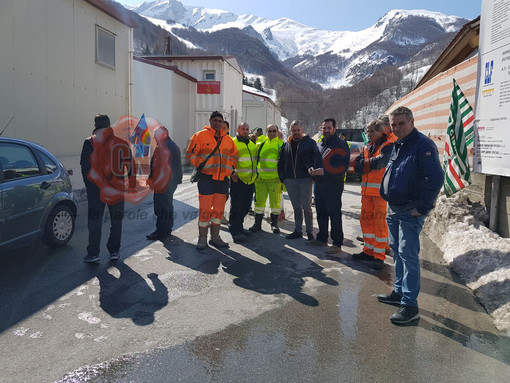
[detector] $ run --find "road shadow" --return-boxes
[420,235,509,316]
[419,307,510,365]
[96,262,168,326]
[163,228,338,306]
[221,244,338,306]
[420,259,488,313]
[164,240,226,275]
[0,197,198,333]
[279,233,393,286]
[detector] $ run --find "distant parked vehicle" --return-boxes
[346,141,363,181]
[0,137,77,251]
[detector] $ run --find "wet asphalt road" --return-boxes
[1,179,509,383]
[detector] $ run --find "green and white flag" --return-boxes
[442,79,474,197]
[361,131,369,145]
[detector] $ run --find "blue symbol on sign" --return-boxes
[484,60,494,84]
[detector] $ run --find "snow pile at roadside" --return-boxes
[424,190,510,335]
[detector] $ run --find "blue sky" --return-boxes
[117,0,481,31]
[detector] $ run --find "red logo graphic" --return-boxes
[323,148,348,175]
[88,115,172,205]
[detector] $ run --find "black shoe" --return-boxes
[249,225,261,233]
[83,255,100,263]
[390,305,420,324]
[377,290,402,306]
[272,226,281,234]
[232,233,247,243]
[146,231,164,240]
[286,231,302,239]
[371,258,385,270]
[307,232,314,241]
[241,229,253,236]
[352,251,372,261]
[306,239,328,247]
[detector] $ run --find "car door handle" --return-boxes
[41,181,51,190]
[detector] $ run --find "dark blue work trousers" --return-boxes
[154,181,178,236]
[314,183,344,247]
[229,179,254,235]
[86,185,124,257]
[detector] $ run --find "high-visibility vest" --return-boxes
[257,137,284,180]
[386,132,397,142]
[233,136,257,184]
[186,126,238,181]
[361,140,392,196]
[256,134,268,145]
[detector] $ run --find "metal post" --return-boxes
[489,175,500,232]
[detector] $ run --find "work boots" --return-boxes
[209,224,229,248]
[196,225,209,250]
[249,213,263,232]
[270,213,280,234]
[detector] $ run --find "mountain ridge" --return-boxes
[129,0,468,88]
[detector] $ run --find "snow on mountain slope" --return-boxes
[132,1,465,61]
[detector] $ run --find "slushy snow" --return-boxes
[424,190,510,335]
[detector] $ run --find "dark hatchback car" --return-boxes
[0,137,77,251]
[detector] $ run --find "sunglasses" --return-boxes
[267,129,277,133]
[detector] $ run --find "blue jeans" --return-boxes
[387,208,426,307]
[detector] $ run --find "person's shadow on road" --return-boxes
[164,239,225,274]
[221,245,338,306]
[96,262,168,326]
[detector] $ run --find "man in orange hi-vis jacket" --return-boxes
[353,119,394,270]
[186,111,238,250]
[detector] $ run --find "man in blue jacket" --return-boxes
[377,106,443,324]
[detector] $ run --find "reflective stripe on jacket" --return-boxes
[233,136,257,184]
[186,126,238,181]
[361,140,393,196]
[257,137,284,180]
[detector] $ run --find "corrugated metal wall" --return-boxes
[387,56,478,157]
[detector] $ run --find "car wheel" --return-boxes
[42,205,75,247]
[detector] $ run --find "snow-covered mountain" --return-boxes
[128,1,467,87]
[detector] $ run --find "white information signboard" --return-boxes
[474,0,510,176]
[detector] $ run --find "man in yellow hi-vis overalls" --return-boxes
[250,124,284,234]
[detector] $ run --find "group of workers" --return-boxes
[81,106,443,325]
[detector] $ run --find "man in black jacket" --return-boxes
[80,114,136,263]
[307,118,350,254]
[277,120,322,240]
